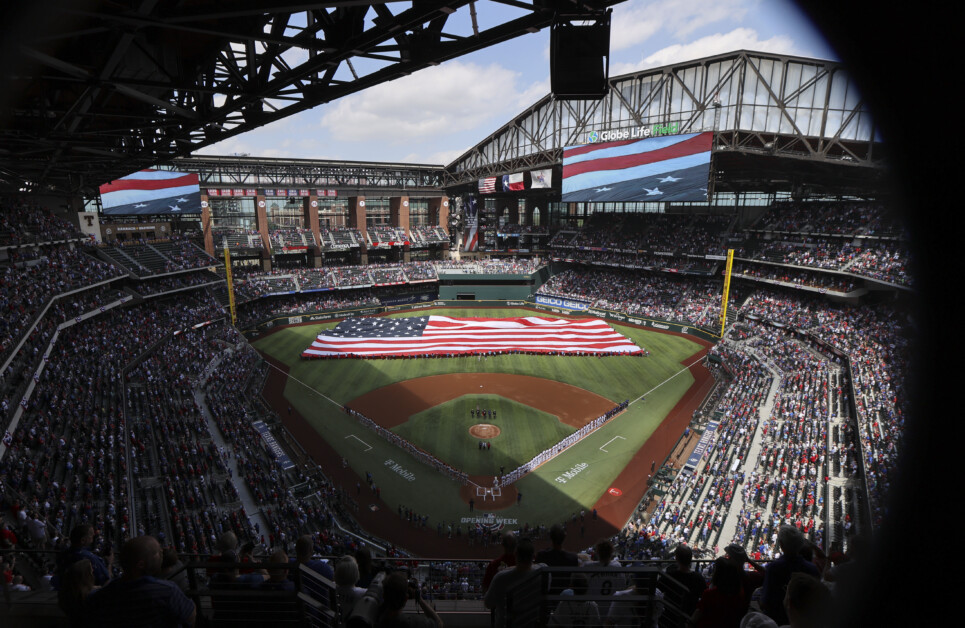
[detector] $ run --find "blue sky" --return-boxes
[197,0,836,166]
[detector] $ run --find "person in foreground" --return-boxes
[85,535,196,627]
[377,571,443,628]
[485,537,545,628]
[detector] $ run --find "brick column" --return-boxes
[347,196,367,264]
[305,196,322,267]
[256,195,270,250]
[390,196,410,261]
[201,197,214,256]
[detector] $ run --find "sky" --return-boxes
[196,0,836,167]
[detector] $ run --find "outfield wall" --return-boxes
[244,297,720,343]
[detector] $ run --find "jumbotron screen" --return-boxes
[98,169,202,215]
[561,131,713,203]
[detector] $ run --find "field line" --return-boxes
[599,435,626,452]
[345,434,373,451]
[627,353,705,408]
[264,360,343,409]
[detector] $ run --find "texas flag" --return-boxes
[501,173,525,192]
[99,169,201,215]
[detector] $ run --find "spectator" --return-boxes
[484,537,544,628]
[160,547,189,593]
[335,555,367,624]
[482,532,517,592]
[663,544,707,617]
[57,558,100,628]
[25,512,48,548]
[0,523,16,549]
[356,546,378,588]
[295,533,334,579]
[760,526,820,625]
[536,523,579,595]
[261,550,295,591]
[377,571,443,628]
[783,573,831,628]
[548,573,600,627]
[55,525,111,588]
[585,539,627,598]
[85,535,196,627]
[692,557,746,628]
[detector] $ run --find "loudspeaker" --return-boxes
[550,14,611,100]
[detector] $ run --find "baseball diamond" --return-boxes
[253,306,712,556]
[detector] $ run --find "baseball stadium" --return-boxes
[0,2,947,628]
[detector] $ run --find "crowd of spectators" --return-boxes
[547,203,911,288]
[622,344,771,559]
[1,246,124,359]
[409,225,449,245]
[736,236,911,287]
[750,201,901,237]
[269,227,314,250]
[0,199,86,245]
[559,213,732,255]
[135,270,223,296]
[319,227,363,250]
[738,290,907,528]
[213,228,263,250]
[433,257,545,275]
[153,238,219,273]
[495,224,549,235]
[367,226,408,247]
[234,292,381,329]
[733,263,859,293]
[0,293,225,578]
[538,267,728,330]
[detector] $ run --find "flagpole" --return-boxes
[719,248,734,338]
[224,240,237,326]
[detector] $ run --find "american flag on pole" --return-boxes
[478,177,496,194]
[302,316,643,358]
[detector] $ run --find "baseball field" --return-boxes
[252,306,712,551]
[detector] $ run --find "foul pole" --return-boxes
[719,248,734,338]
[223,242,237,326]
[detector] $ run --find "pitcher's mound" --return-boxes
[469,424,500,439]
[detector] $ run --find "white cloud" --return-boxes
[610,27,798,75]
[401,147,466,165]
[610,0,751,51]
[319,61,527,143]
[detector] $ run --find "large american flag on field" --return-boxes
[302,316,643,358]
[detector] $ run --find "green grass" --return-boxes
[393,394,575,476]
[252,307,704,529]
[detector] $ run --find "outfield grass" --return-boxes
[394,394,575,476]
[252,307,703,530]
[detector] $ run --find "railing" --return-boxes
[0,553,749,628]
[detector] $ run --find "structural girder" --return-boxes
[443,50,885,192]
[0,0,624,195]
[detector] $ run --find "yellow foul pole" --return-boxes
[719,248,734,338]
[223,241,237,326]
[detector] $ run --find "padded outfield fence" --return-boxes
[243,298,721,343]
